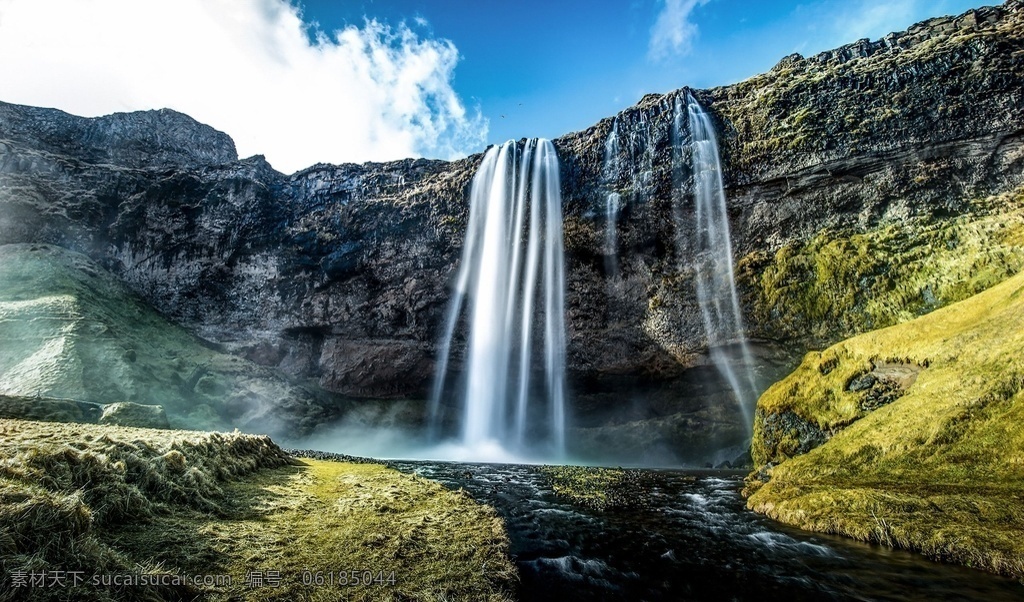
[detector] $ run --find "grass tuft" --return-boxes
[540,465,657,511]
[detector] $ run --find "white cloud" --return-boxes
[648,0,710,61]
[833,0,920,42]
[0,0,487,173]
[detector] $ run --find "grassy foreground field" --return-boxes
[746,268,1024,579]
[0,419,516,601]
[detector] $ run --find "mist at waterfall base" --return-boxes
[286,140,571,464]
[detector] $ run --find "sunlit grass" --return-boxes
[747,267,1024,579]
[0,420,517,601]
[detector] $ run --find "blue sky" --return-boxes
[296,0,986,145]
[0,0,989,172]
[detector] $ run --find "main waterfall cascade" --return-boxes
[426,99,752,461]
[675,93,758,428]
[427,139,568,459]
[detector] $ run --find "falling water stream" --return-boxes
[430,99,758,457]
[676,93,759,428]
[427,139,567,459]
[602,119,621,278]
[349,93,1024,602]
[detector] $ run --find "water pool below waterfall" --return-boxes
[385,460,1022,601]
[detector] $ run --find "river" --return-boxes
[386,460,1022,601]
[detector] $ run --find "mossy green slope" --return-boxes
[746,268,1024,579]
[739,188,1024,346]
[0,419,516,601]
[0,243,336,436]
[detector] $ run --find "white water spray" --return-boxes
[428,139,568,458]
[677,93,757,429]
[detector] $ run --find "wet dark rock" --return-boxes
[753,462,774,484]
[730,450,753,470]
[860,379,904,411]
[848,373,877,391]
[76,401,104,422]
[755,410,831,462]
[0,394,84,423]
[849,361,921,410]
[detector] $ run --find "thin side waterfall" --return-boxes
[676,93,757,429]
[427,139,567,458]
[602,119,621,278]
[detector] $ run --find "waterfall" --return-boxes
[676,93,757,429]
[602,119,621,278]
[428,139,567,458]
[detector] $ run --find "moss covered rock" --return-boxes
[739,187,1024,347]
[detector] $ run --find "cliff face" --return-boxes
[0,103,237,169]
[555,0,1024,355]
[0,243,344,436]
[1,2,1023,458]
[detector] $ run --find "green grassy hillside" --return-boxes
[0,244,337,436]
[746,267,1024,578]
[739,188,1024,345]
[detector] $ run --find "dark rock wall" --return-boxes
[0,102,237,168]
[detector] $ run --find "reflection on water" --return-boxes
[388,461,1023,602]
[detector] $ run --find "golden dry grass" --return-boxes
[539,465,656,511]
[0,420,517,601]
